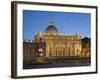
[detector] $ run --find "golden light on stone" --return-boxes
[34,22,88,58]
[23,21,90,65]
[38,48,43,53]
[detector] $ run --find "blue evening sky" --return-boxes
[23,10,91,41]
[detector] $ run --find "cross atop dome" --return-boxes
[49,21,54,25]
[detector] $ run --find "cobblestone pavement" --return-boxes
[23,58,90,69]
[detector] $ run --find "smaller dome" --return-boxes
[45,22,58,33]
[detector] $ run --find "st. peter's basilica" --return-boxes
[23,22,90,66]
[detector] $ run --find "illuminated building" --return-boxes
[23,22,90,64]
[35,22,82,59]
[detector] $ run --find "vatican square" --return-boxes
[23,10,91,69]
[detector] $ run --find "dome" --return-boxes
[45,22,58,33]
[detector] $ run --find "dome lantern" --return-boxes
[45,21,58,33]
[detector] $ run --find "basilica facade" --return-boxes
[23,22,90,64]
[35,22,82,58]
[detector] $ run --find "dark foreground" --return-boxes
[23,58,90,69]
